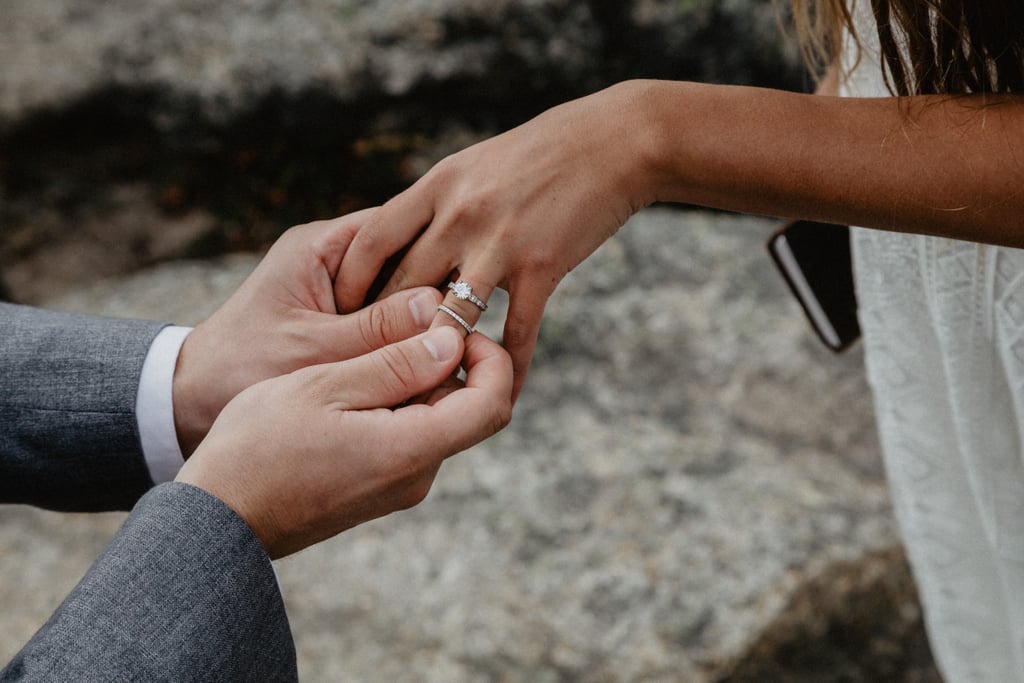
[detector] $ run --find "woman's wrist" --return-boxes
[623,80,830,219]
[617,78,711,210]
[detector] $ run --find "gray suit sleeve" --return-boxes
[1,483,297,682]
[0,302,166,511]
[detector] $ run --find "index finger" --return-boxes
[335,184,436,313]
[304,207,381,277]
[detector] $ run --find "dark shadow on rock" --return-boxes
[717,547,942,683]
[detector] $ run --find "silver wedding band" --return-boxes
[437,304,474,335]
[447,280,488,311]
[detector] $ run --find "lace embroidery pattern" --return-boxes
[854,232,1024,680]
[846,3,1024,677]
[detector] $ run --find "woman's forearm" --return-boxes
[336,77,1024,392]
[629,79,1024,246]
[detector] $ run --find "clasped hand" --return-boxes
[172,209,513,559]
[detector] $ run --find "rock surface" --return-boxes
[0,0,801,126]
[0,207,940,680]
[0,0,807,305]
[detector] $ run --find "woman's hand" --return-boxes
[335,77,1024,404]
[335,82,660,399]
[176,327,513,559]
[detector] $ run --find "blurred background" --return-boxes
[0,1,940,680]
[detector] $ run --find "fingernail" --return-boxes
[422,327,460,362]
[409,291,436,329]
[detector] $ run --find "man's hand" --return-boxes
[172,209,443,456]
[176,327,513,559]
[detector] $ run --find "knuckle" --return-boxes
[489,400,514,436]
[430,153,462,183]
[396,477,434,510]
[376,345,420,393]
[442,197,476,229]
[372,452,435,511]
[520,248,556,278]
[277,223,313,252]
[358,304,392,349]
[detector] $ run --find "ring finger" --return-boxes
[433,273,495,338]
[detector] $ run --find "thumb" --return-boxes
[324,326,464,410]
[317,287,442,361]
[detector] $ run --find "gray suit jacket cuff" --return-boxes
[2,483,297,682]
[0,303,166,511]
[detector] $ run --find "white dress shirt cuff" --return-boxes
[136,325,193,484]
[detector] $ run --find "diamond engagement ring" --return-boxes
[447,280,488,311]
[437,304,475,335]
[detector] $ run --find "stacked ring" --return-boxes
[437,304,474,335]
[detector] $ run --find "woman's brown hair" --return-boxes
[785,0,1024,95]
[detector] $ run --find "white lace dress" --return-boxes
[845,4,1024,679]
